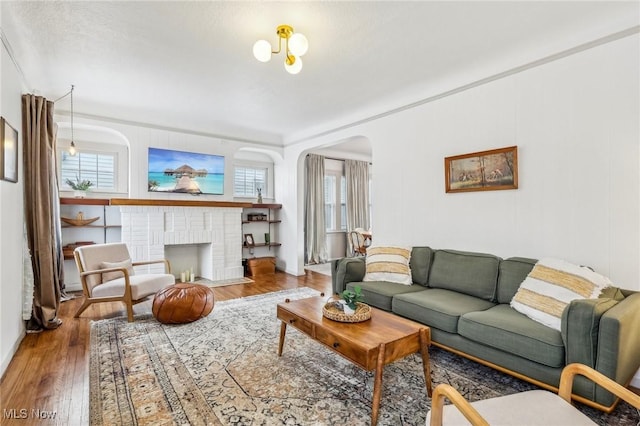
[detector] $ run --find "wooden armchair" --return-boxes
[349,231,367,257]
[73,243,175,322]
[427,363,640,425]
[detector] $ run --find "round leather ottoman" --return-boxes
[152,283,215,324]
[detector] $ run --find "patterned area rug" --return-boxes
[90,287,639,425]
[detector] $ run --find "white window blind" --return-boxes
[234,166,267,197]
[60,151,116,190]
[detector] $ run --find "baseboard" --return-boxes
[0,329,25,380]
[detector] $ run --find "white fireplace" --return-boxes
[119,205,244,281]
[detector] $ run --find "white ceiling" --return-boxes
[2,1,638,147]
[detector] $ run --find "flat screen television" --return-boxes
[147,147,224,195]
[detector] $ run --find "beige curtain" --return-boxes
[345,159,370,231]
[304,154,327,264]
[22,94,64,331]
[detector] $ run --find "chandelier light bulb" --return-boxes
[69,141,77,156]
[288,33,309,57]
[253,40,272,62]
[285,56,303,74]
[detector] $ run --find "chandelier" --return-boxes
[253,25,309,74]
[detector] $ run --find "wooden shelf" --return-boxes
[60,198,110,205]
[244,242,282,248]
[61,225,122,229]
[250,203,282,209]
[110,198,252,208]
[242,220,282,224]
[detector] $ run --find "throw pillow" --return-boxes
[100,259,135,282]
[363,246,412,285]
[510,258,612,331]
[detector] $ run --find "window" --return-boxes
[324,175,336,230]
[324,173,346,231]
[60,151,116,191]
[234,166,267,197]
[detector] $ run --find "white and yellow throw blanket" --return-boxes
[511,258,612,331]
[363,246,413,285]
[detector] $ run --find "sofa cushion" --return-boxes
[428,249,500,301]
[459,304,565,368]
[363,246,412,285]
[409,247,433,286]
[511,258,612,331]
[346,281,425,311]
[497,257,537,303]
[392,288,496,333]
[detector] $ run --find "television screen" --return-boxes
[148,147,224,195]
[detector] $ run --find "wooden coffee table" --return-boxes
[277,295,432,425]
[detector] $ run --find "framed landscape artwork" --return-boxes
[147,147,224,195]
[445,146,518,193]
[0,117,19,183]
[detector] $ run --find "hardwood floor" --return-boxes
[0,271,332,425]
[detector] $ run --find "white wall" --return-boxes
[282,34,640,295]
[0,17,27,376]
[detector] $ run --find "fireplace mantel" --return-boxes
[110,198,253,208]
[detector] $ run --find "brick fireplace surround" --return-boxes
[112,199,252,281]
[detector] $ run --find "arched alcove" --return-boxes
[56,122,131,196]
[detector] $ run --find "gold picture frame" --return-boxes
[0,117,19,183]
[445,146,518,193]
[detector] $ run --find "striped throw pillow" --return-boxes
[510,258,611,331]
[363,246,413,285]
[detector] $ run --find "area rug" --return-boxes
[90,287,639,426]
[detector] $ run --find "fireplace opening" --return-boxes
[164,243,213,281]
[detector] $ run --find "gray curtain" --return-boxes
[345,159,370,232]
[304,154,327,264]
[22,94,64,331]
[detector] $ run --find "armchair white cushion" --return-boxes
[426,363,640,426]
[74,242,174,322]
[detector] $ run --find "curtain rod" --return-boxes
[307,153,372,165]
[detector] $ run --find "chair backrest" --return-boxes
[349,231,366,254]
[74,243,132,291]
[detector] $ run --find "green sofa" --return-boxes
[331,247,640,412]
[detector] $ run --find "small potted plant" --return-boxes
[65,176,93,198]
[340,285,364,315]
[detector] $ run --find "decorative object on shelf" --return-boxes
[61,211,99,226]
[253,24,309,74]
[264,233,270,244]
[65,175,93,198]
[0,116,19,183]
[256,187,263,203]
[244,233,255,247]
[248,212,267,221]
[445,145,518,193]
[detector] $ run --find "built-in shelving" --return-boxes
[242,203,282,256]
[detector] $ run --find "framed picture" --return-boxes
[0,117,19,183]
[445,146,518,193]
[244,233,255,247]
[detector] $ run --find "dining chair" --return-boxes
[349,230,367,257]
[426,363,640,426]
[73,242,175,322]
